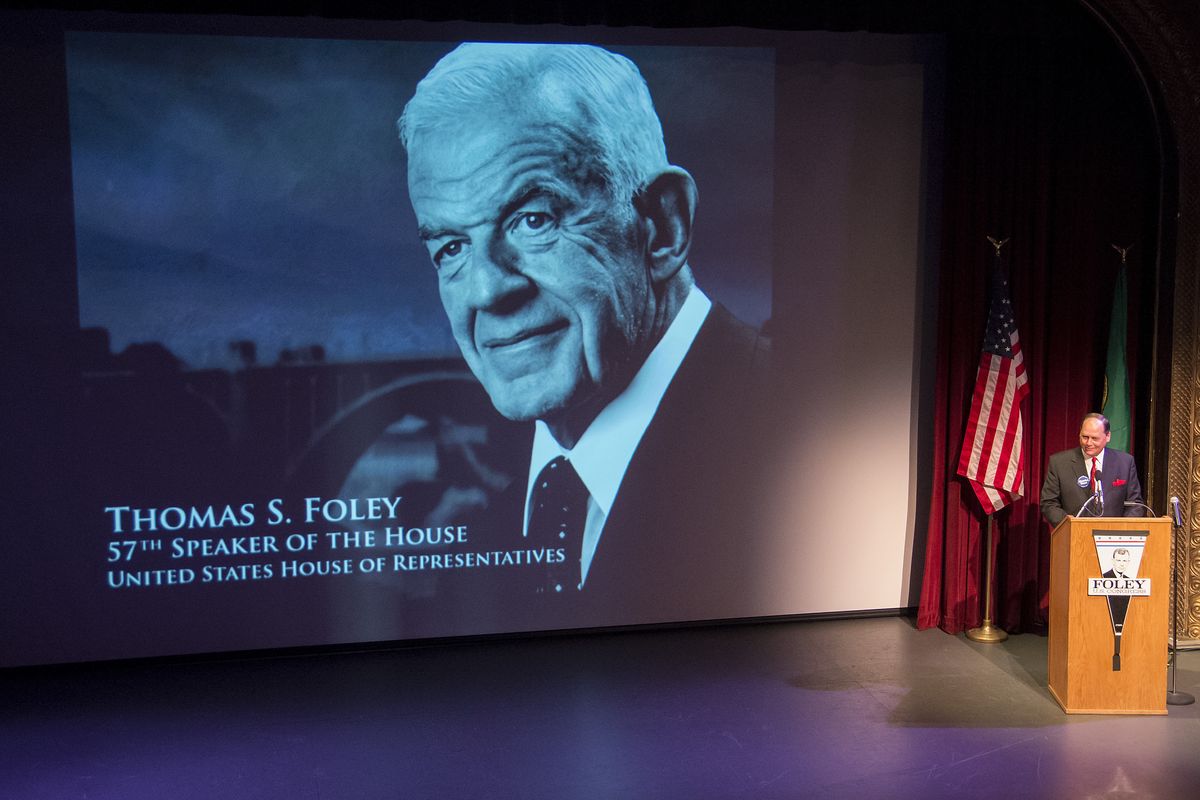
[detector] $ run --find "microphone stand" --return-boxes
[1121,501,1157,517]
[1075,492,1102,517]
[1168,497,1195,706]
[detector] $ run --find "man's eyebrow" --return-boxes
[417,225,454,242]
[501,183,570,218]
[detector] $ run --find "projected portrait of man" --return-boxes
[399,43,773,616]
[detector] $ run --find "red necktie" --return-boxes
[1089,457,1098,492]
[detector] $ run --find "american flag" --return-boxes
[957,264,1029,514]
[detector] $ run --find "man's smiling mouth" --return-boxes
[482,319,569,349]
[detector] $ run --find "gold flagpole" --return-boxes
[967,514,1008,642]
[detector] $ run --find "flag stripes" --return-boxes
[957,268,1029,515]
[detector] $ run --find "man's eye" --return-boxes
[511,211,555,236]
[433,240,466,268]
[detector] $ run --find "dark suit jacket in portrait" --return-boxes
[470,303,775,628]
[1039,447,1145,527]
[571,303,773,621]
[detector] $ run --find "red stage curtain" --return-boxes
[917,18,1159,634]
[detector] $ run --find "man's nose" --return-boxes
[466,238,533,312]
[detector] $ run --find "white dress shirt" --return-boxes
[1082,448,1105,478]
[522,285,713,586]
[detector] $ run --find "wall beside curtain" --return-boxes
[917,6,1161,634]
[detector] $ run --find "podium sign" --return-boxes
[1048,516,1171,714]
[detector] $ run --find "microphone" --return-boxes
[1172,496,1184,528]
[1095,470,1104,515]
[1123,501,1157,517]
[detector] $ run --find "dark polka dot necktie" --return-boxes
[528,456,588,594]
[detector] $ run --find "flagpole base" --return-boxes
[1166,691,1195,706]
[966,621,1009,643]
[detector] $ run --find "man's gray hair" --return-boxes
[398,42,669,206]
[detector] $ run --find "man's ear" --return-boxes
[633,167,698,285]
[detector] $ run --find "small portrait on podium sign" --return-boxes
[1088,534,1150,597]
[1104,548,1134,579]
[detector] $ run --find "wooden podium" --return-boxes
[1048,515,1171,714]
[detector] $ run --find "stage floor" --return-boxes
[3,616,1199,799]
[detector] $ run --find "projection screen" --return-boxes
[0,15,942,666]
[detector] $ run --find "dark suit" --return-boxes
[1100,568,1133,627]
[578,304,772,620]
[1039,447,1145,527]
[488,303,774,628]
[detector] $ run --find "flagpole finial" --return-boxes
[986,235,1010,257]
[1111,243,1133,264]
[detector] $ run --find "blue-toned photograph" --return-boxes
[64,32,777,652]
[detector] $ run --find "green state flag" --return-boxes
[1102,264,1131,451]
